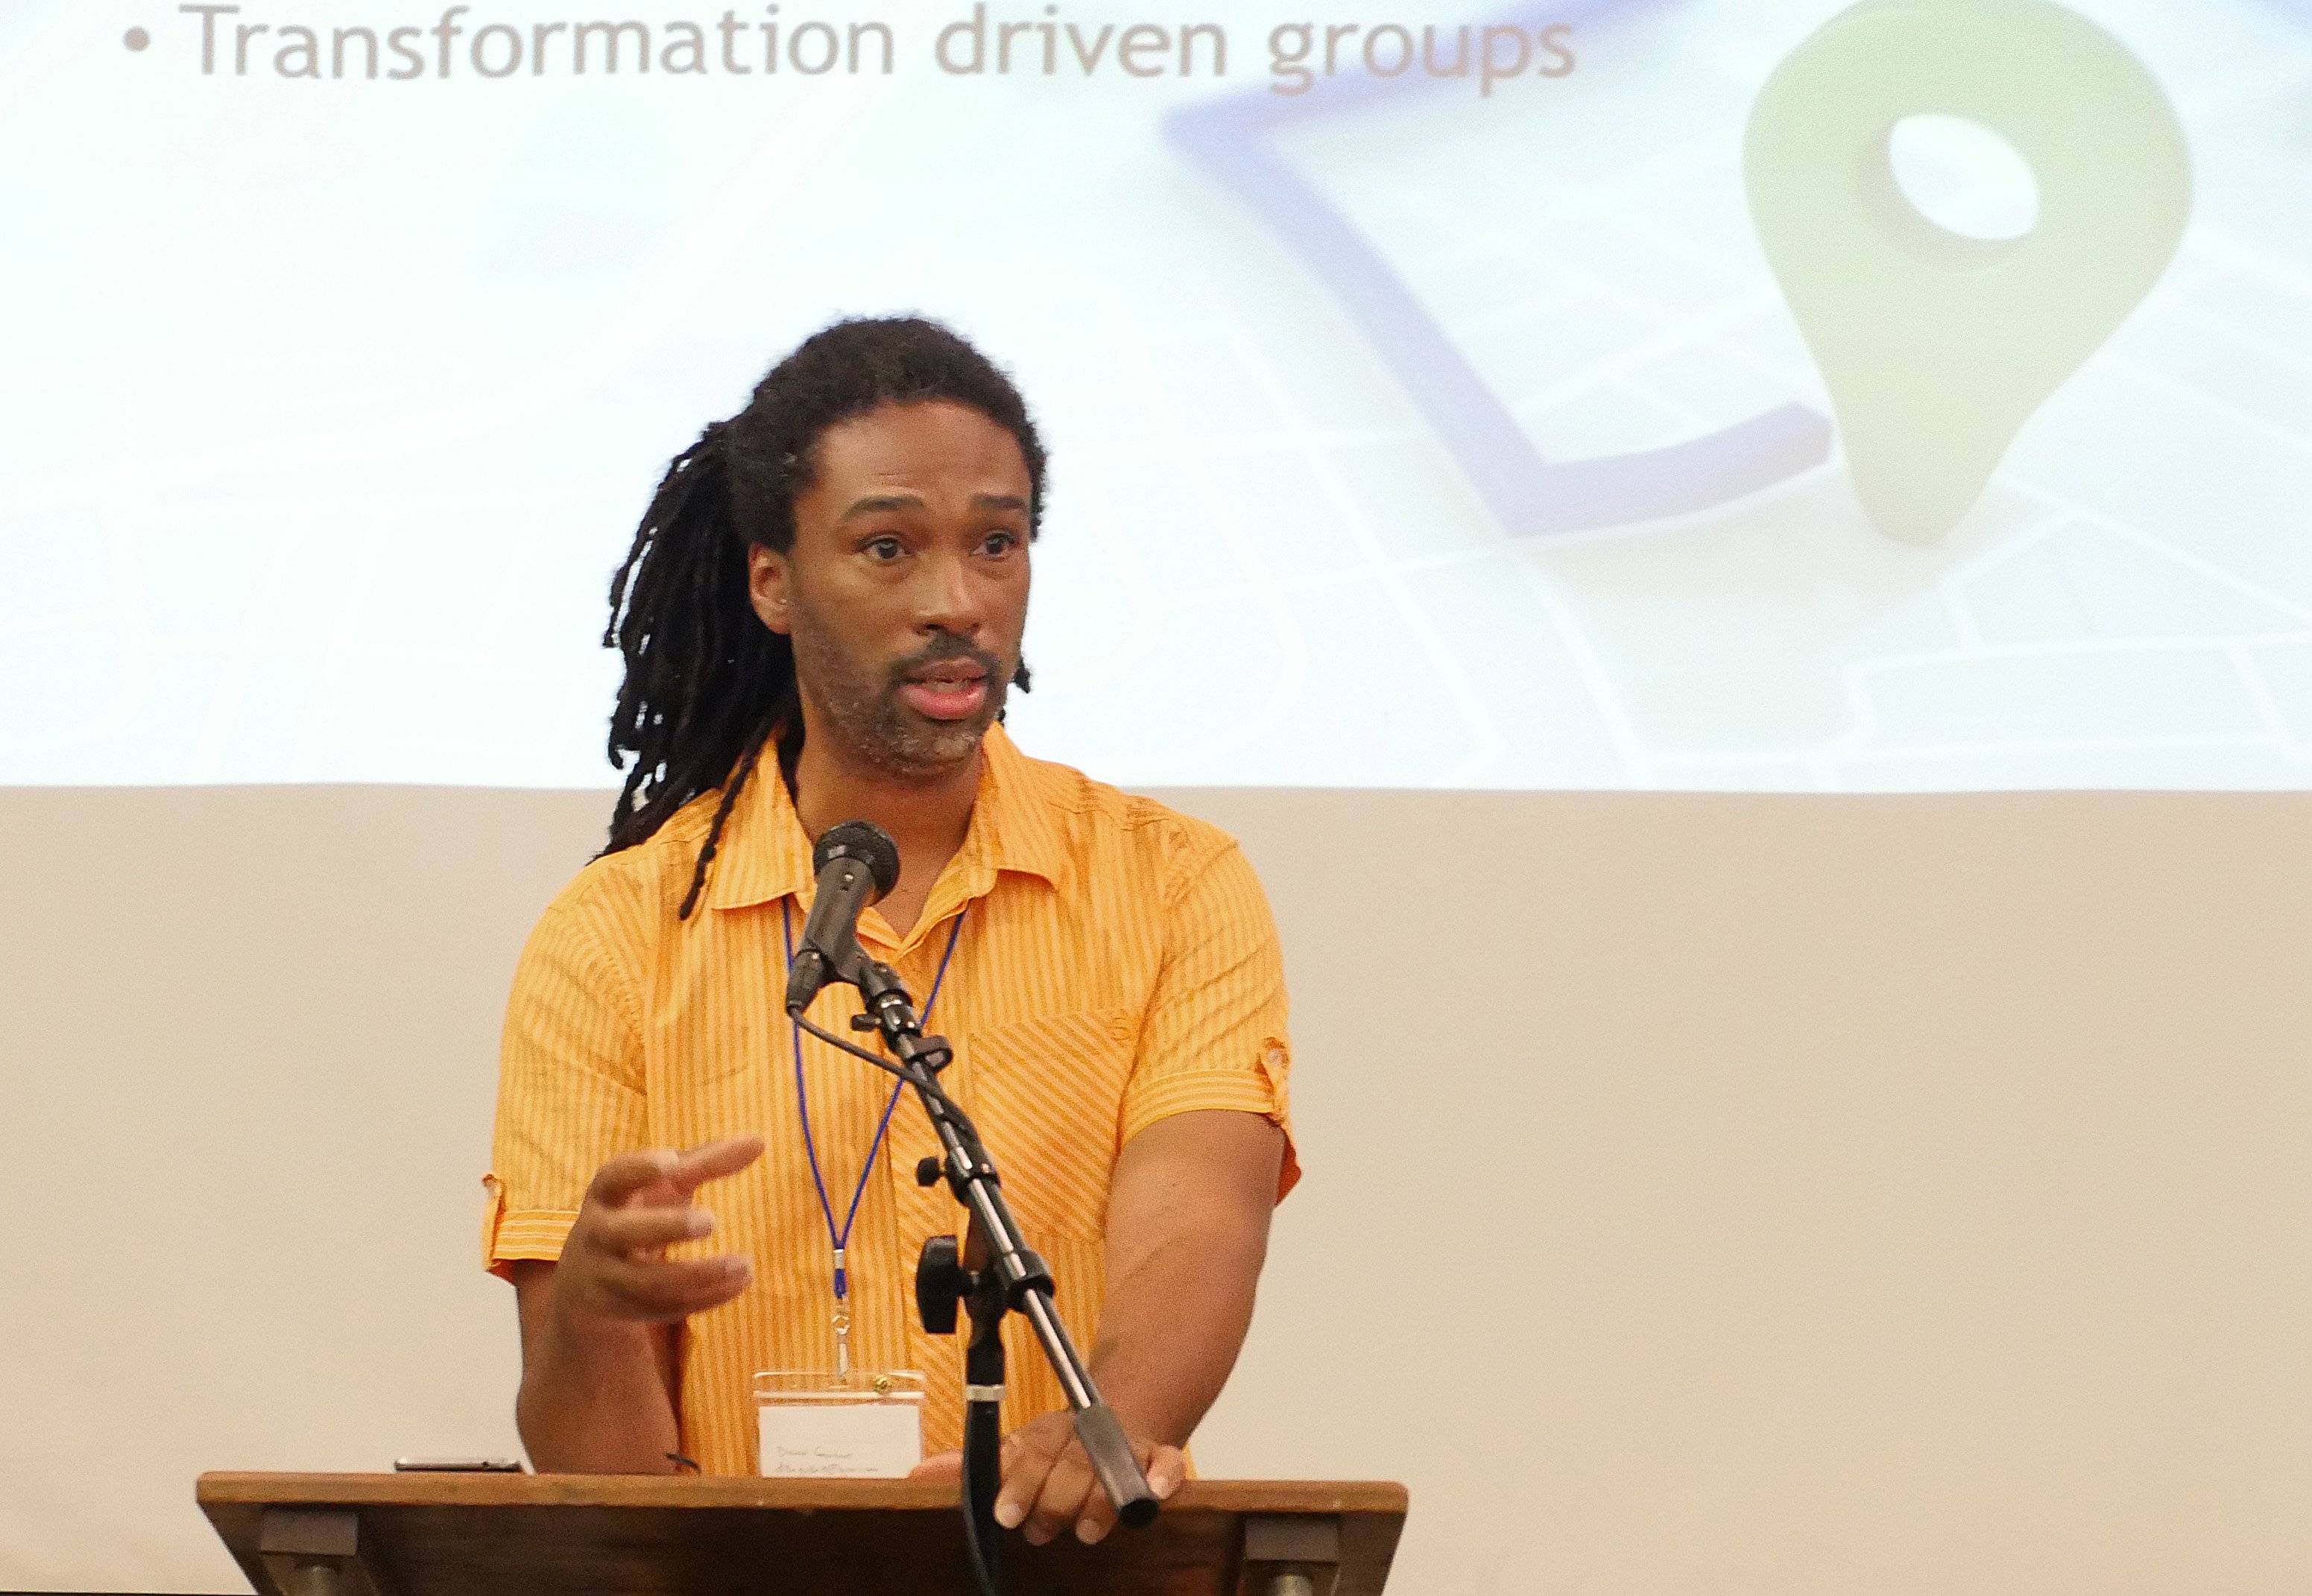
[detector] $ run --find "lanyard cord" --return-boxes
[782,899,967,1302]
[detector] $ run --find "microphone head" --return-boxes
[813,820,901,900]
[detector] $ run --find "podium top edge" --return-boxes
[196,1472,1409,1516]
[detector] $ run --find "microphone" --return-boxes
[783,820,902,1016]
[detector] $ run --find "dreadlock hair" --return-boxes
[601,316,1048,917]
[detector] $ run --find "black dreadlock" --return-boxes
[601,316,1047,917]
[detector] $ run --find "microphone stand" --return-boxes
[794,951,1156,1596]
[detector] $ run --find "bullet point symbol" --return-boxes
[124,26,150,51]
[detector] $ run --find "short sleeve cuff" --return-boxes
[480,1173,579,1279]
[1119,1073,1301,1201]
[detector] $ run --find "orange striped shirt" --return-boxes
[482,725,1296,1474]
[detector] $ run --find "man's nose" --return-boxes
[912,549,983,637]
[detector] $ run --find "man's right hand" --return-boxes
[550,1136,765,1328]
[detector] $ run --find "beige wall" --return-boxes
[1,785,2307,1593]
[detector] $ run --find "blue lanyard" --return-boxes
[780,899,966,1307]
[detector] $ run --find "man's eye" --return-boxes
[863,536,905,561]
[981,531,1020,555]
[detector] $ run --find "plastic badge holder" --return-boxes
[754,1369,926,1478]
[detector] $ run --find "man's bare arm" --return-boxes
[1089,1109,1285,1443]
[511,1261,680,1473]
[510,1138,763,1473]
[988,1109,1286,1544]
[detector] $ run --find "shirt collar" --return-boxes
[702,723,1065,913]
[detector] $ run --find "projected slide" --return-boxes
[4,0,2311,790]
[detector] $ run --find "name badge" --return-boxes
[754,1369,925,1478]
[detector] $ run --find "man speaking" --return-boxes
[483,317,1297,1547]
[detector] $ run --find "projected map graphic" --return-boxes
[4,0,2311,789]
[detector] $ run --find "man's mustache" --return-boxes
[885,634,1008,688]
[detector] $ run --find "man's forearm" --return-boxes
[1085,1110,1285,1448]
[511,1260,682,1472]
[1087,1211,1271,1446]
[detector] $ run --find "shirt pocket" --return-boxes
[961,1006,1139,1242]
[661,1002,781,1091]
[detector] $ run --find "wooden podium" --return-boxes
[197,1473,1408,1596]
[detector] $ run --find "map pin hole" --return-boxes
[1889,113,2043,244]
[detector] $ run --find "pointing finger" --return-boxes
[669,1136,765,1195]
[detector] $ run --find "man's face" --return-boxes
[749,399,1033,780]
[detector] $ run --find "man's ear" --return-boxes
[748,542,792,636]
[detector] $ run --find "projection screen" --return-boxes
[5,0,2312,790]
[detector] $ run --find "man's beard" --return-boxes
[789,610,1012,780]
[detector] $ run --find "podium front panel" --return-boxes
[198,1473,1408,1596]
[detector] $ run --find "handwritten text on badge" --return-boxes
[758,1397,923,1478]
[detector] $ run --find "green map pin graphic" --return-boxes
[1744,0,2191,545]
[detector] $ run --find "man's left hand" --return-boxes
[910,1412,1184,1545]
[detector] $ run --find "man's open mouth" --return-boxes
[896,664,990,722]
